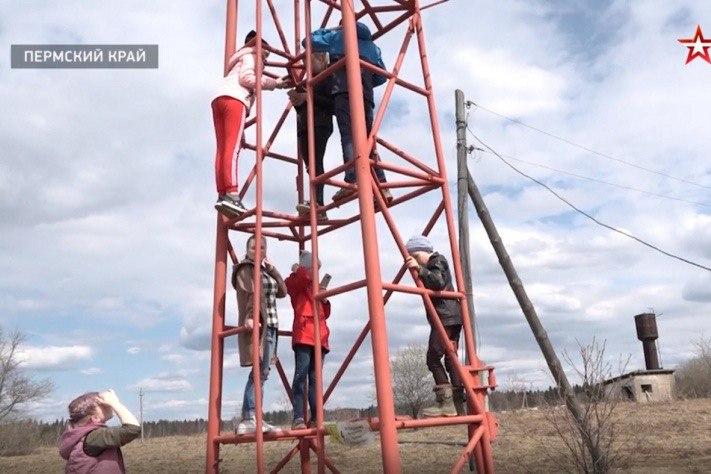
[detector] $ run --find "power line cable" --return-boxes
[468,101,711,191]
[476,149,710,208]
[467,128,711,273]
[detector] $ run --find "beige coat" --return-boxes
[232,259,287,367]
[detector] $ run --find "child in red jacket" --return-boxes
[284,251,331,429]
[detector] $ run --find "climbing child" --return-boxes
[404,235,465,416]
[58,389,140,473]
[232,235,287,434]
[285,251,331,429]
[308,22,392,204]
[289,51,334,221]
[213,30,290,217]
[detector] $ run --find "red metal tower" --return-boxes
[205,1,498,472]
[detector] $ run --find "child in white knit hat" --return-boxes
[404,235,464,417]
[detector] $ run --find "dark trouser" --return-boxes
[426,324,462,389]
[297,118,333,206]
[333,93,387,184]
[291,344,324,422]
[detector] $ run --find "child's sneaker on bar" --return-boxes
[296,201,311,215]
[215,192,248,216]
[332,187,356,203]
[236,418,256,435]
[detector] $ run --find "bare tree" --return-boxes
[391,344,433,419]
[0,328,54,422]
[675,334,711,398]
[539,338,630,473]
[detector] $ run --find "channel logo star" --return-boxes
[678,25,711,65]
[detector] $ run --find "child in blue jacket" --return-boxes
[309,22,392,203]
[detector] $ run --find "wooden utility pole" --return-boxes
[138,388,144,442]
[455,89,477,361]
[456,90,482,473]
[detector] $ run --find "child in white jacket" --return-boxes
[212,30,289,216]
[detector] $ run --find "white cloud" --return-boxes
[160,353,185,364]
[224,358,240,370]
[162,399,190,408]
[681,275,711,303]
[146,398,239,411]
[22,397,69,422]
[127,346,141,355]
[81,367,102,375]
[1,297,50,313]
[16,345,92,370]
[528,284,582,313]
[449,47,567,116]
[179,322,211,352]
[132,373,193,393]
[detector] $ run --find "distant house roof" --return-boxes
[603,369,675,385]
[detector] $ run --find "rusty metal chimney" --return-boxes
[635,313,660,370]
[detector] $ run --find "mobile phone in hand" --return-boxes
[320,273,332,288]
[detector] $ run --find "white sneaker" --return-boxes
[261,421,278,433]
[236,419,256,434]
[215,193,248,216]
[237,418,278,434]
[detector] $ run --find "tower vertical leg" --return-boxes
[206,1,236,471]
[340,2,402,472]
[251,2,267,471]
[411,4,494,471]
[299,438,311,474]
[303,1,326,472]
[206,218,229,473]
[295,0,306,253]
[223,0,237,75]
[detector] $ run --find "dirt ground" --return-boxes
[2,399,709,473]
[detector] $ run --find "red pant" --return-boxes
[212,96,246,195]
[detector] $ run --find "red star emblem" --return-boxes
[678,25,711,65]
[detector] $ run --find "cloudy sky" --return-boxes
[1,1,710,422]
